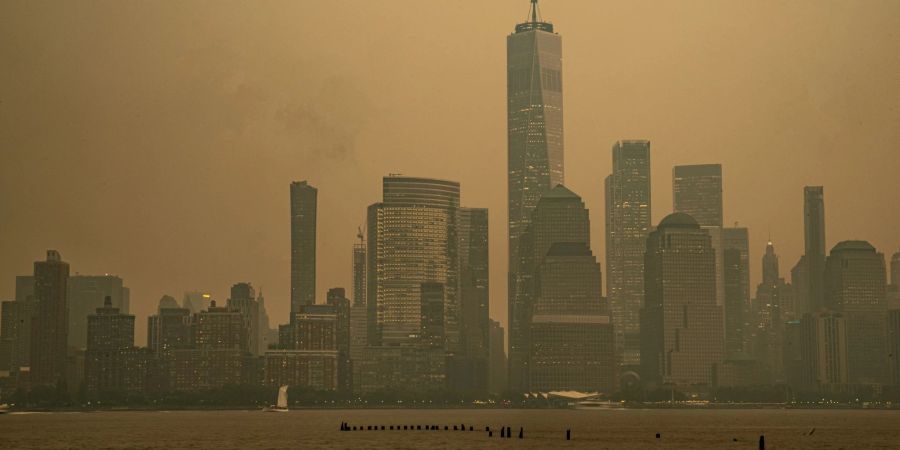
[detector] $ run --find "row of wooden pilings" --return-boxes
[338,422,574,440]
[339,422,766,447]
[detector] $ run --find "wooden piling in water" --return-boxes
[759,435,765,450]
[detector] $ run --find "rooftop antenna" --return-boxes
[529,0,539,23]
[357,226,364,243]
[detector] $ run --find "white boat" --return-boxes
[0,403,9,414]
[262,385,289,412]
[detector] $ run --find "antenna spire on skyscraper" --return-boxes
[529,0,540,23]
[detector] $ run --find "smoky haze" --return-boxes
[1,0,899,345]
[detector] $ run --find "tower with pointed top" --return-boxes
[507,0,565,392]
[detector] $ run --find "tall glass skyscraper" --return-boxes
[604,140,651,368]
[367,176,461,350]
[673,164,723,228]
[290,181,317,315]
[803,186,826,314]
[507,0,564,392]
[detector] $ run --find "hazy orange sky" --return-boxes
[2,1,899,345]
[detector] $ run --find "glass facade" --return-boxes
[604,140,651,368]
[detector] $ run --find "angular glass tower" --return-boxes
[507,0,564,392]
[604,140,651,368]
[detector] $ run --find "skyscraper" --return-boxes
[459,208,490,376]
[800,311,848,389]
[754,241,794,382]
[367,176,460,349]
[672,164,723,228]
[673,164,725,306]
[802,186,826,314]
[84,296,147,397]
[290,180,317,315]
[604,140,651,368]
[641,213,724,386]
[326,288,351,393]
[509,184,590,390]
[529,242,614,392]
[489,319,507,394]
[226,282,262,355]
[507,1,564,374]
[723,227,750,354]
[29,250,70,386]
[824,241,888,385]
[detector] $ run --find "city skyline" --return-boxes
[3,0,900,347]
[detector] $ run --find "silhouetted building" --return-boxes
[825,241,888,386]
[351,346,446,394]
[263,349,338,391]
[641,213,724,387]
[291,180,318,315]
[782,320,804,389]
[326,288,351,393]
[510,185,590,391]
[226,282,263,355]
[67,275,130,350]
[489,319,507,394]
[887,252,900,310]
[30,250,70,386]
[507,0,564,390]
[367,176,460,350]
[529,243,615,392]
[673,164,723,228]
[457,207,490,392]
[0,298,36,376]
[800,311,848,390]
[84,296,152,397]
[147,299,192,355]
[754,241,794,382]
[889,309,900,386]
[723,227,750,354]
[802,186,826,314]
[349,231,368,362]
[604,140,651,369]
[182,291,211,314]
[168,301,251,391]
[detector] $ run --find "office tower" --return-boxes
[84,296,151,396]
[367,176,460,349]
[420,283,446,348]
[290,180,318,314]
[489,319,507,394]
[604,140,651,368]
[672,164,723,228]
[673,164,725,306]
[641,213,724,386]
[352,229,367,307]
[0,298,36,375]
[529,242,614,392]
[182,291,211,314]
[457,207,490,391]
[802,186,826,314]
[754,241,794,381]
[509,184,590,390]
[889,310,900,386]
[326,288,351,393]
[226,282,262,355]
[887,252,900,310]
[66,275,130,349]
[825,241,888,385]
[507,1,564,381]
[800,311,848,389]
[723,227,750,354]
[265,303,339,390]
[29,250,70,386]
